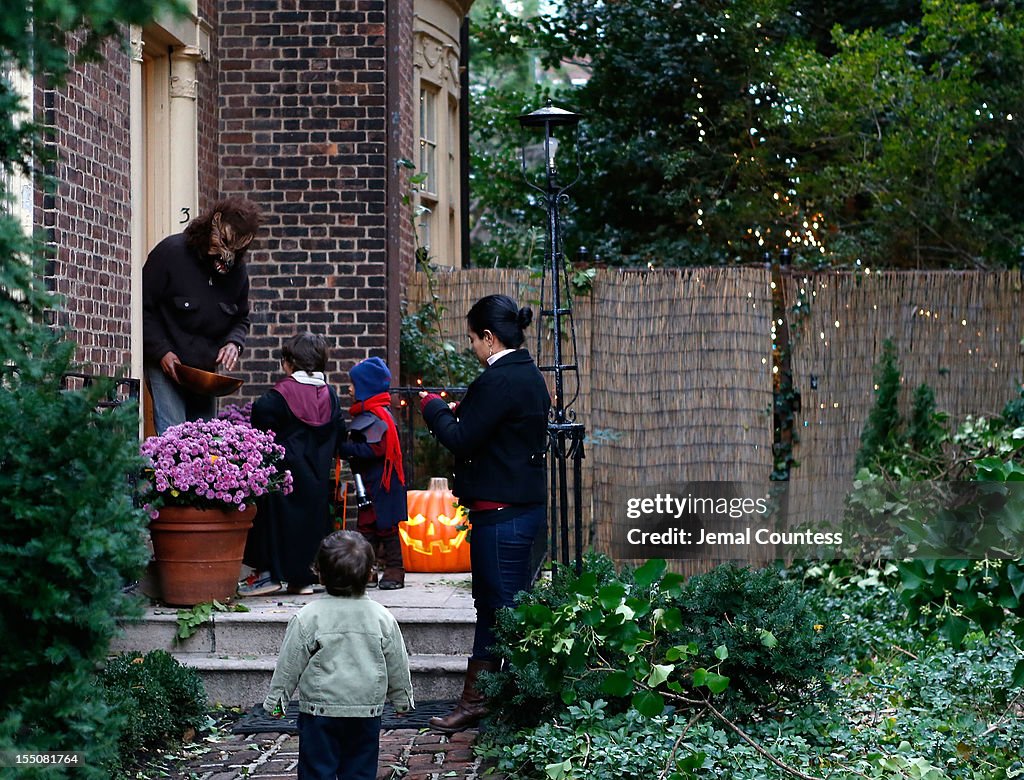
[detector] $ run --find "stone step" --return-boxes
[178,653,468,706]
[112,606,475,657]
[112,571,477,707]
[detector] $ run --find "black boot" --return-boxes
[428,658,500,733]
[378,534,405,590]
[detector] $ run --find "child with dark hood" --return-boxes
[339,357,409,590]
[239,332,346,596]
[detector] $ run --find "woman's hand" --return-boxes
[160,351,181,383]
[218,342,241,372]
[419,390,458,414]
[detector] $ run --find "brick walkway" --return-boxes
[161,727,500,780]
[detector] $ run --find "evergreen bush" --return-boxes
[668,563,841,714]
[101,650,208,769]
[0,329,152,777]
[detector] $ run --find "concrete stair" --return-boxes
[111,572,476,706]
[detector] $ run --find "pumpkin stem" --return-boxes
[429,477,450,491]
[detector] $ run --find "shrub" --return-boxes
[0,330,152,777]
[485,555,840,730]
[101,650,208,768]
[668,563,841,714]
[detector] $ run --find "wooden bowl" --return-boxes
[176,364,244,397]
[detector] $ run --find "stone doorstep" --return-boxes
[181,653,468,708]
[111,606,475,657]
[112,571,476,709]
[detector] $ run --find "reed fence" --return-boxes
[406,267,1024,571]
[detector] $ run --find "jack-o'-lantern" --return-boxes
[399,477,471,573]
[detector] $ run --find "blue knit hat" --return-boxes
[350,357,391,401]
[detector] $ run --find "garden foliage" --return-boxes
[479,558,1024,780]
[484,554,838,731]
[848,346,1024,684]
[100,650,208,772]
[0,331,152,776]
[0,0,187,774]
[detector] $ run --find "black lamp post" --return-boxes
[519,101,586,575]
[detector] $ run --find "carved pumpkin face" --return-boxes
[399,477,471,573]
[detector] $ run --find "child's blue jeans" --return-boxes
[297,713,380,780]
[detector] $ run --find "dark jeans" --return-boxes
[297,713,380,780]
[468,503,546,660]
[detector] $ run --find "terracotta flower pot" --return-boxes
[149,505,257,606]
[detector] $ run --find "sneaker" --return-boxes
[286,584,314,595]
[237,572,282,597]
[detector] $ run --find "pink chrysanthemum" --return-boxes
[140,418,293,512]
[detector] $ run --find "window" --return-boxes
[418,85,439,254]
[412,7,465,268]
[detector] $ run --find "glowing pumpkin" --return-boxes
[399,477,471,573]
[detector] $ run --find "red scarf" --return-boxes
[349,392,405,490]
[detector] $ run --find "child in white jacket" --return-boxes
[264,530,414,780]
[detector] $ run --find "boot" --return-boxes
[428,658,500,733]
[378,534,405,590]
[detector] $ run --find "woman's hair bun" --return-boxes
[517,306,534,330]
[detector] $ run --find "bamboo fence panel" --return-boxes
[588,268,774,574]
[784,270,1024,530]
[405,267,1024,570]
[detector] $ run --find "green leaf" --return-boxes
[646,663,674,688]
[659,572,686,596]
[1012,659,1024,690]
[631,690,665,718]
[666,642,695,661]
[714,644,729,661]
[632,558,666,589]
[1007,563,1024,598]
[939,615,970,648]
[545,759,571,780]
[759,629,778,648]
[601,670,634,697]
[598,582,627,610]
[704,672,730,695]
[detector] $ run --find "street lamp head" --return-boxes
[518,101,582,130]
[519,101,582,180]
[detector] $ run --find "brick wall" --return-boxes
[198,0,219,210]
[42,36,134,377]
[218,0,401,400]
[390,0,416,360]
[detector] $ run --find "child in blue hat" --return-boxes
[339,357,408,589]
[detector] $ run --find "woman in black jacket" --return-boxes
[419,294,550,732]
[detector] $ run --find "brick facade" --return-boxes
[37,0,419,400]
[218,0,411,400]
[42,36,134,374]
[198,0,220,212]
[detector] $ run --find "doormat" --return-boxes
[231,700,458,734]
